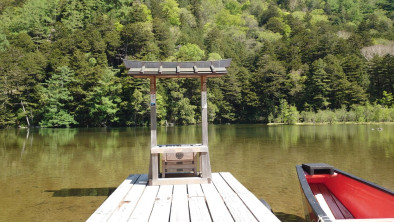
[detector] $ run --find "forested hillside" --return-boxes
[0,0,393,127]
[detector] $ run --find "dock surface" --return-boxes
[87,172,280,222]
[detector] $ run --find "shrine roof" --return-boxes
[123,59,231,78]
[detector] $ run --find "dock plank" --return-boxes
[87,174,141,222]
[201,183,234,222]
[170,185,189,222]
[108,174,149,222]
[128,185,159,221]
[220,172,280,222]
[211,173,257,222]
[149,185,173,222]
[188,184,212,222]
[88,172,280,222]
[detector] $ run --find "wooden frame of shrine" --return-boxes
[123,59,232,185]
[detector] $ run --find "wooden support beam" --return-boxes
[201,76,208,146]
[200,76,212,182]
[150,77,157,182]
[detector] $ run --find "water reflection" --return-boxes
[45,187,116,197]
[0,124,393,222]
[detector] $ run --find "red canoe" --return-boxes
[296,163,394,222]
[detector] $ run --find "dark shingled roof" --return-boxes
[123,59,232,78]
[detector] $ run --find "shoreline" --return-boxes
[267,122,394,126]
[5,121,394,129]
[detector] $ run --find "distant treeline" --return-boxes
[0,0,393,128]
[269,99,394,124]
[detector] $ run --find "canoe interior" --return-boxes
[305,171,394,219]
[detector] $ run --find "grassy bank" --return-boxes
[268,101,394,125]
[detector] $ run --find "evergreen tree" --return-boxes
[39,66,78,127]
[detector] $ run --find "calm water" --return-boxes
[0,124,393,221]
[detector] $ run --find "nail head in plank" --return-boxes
[149,185,174,222]
[108,174,149,222]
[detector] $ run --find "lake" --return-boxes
[0,124,393,221]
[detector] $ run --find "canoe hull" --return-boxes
[296,163,394,222]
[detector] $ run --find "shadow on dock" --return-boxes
[274,212,306,222]
[45,187,116,197]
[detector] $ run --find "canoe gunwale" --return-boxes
[296,165,332,222]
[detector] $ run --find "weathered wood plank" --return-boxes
[200,76,212,180]
[170,185,189,222]
[108,174,149,222]
[211,173,257,222]
[201,182,234,222]
[89,172,280,222]
[150,77,157,182]
[151,177,208,186]
[220,172,280,222]
[151,144,208,154]
[87,174,140,222]
[128,185,159,222]
[188,184,212,222]
[149,185,173,222]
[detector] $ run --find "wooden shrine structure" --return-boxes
[123,59,232,186]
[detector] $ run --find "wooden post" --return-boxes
[150,77,158,183]
[200,76,212,181]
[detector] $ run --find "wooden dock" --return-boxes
[87,172,280,222]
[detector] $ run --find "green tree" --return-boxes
[39,66,78,127]
[368,55,393,102]
[253,55,290,116]
[176,43,205,61]
[307,58,331,109]
[84,68,122,126]
[153,18,175,59]
[161,0,181,26]
[121,22,157,58]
